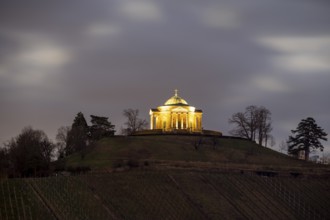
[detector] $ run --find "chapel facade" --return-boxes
[149,90,203,133]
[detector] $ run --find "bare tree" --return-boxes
[122,109,148,135]
[320,152,330,164]
[279,140,288,154]
[228,112,250,139]
[229,105,273,146]
[256,107,273,146]
[55,126,70,159]
[192,136,203,150]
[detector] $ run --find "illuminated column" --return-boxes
[176,114,178,129]
[183,113,186,129]
[181,113,183,129]
[186,113,188,129]
[198,116,200,130]
[197,117,199,130]
[150,114,153,129]
[188,113,191,130]
[170,113,173,129]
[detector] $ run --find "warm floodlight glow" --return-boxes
[150,90,203,132]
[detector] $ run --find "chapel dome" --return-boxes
[164,90,189,106]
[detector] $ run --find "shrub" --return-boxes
[290,172,302,178]
[66,166,91,174]
[112,159,124,168]
[127,159,139,168]
[255,171,278,177]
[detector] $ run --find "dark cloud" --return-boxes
[1,0,330,154]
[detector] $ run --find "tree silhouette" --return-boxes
[6,126,54,177]
[90,115,115,140]
[287,117,327,160]
[66,112,89,156]
[55,126,70,159]
[0,147,9,177]
[229,105,273,146]
[122,109,148,135]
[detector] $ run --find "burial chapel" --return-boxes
[149,90,203,133]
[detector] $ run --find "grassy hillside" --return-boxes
[1,170,329,219]
[65,135,324,173]
[2,136,329,219]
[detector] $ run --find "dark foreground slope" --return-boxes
[1,170,329,220]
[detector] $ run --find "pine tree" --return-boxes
[287,117,327,160]
[66,112,89,156]
[72,112,88,129]
[90,115,115,140]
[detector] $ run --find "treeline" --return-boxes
[0,105,328,178]
[228,105,327,161]
[57,112,115,159]
[0,109,147,178]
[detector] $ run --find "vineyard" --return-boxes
[1,169,329,220]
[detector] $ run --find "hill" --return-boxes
[2,135,330,219]
[65,135,326,175]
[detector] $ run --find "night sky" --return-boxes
[1,0,330,154]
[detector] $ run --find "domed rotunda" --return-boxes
[149,90,203,132]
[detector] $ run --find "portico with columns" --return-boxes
[149,90,203,133]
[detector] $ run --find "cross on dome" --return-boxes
[164,89,188,106]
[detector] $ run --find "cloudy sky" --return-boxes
[1,0,330,153]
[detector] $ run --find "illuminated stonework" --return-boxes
[149,90,203,133]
